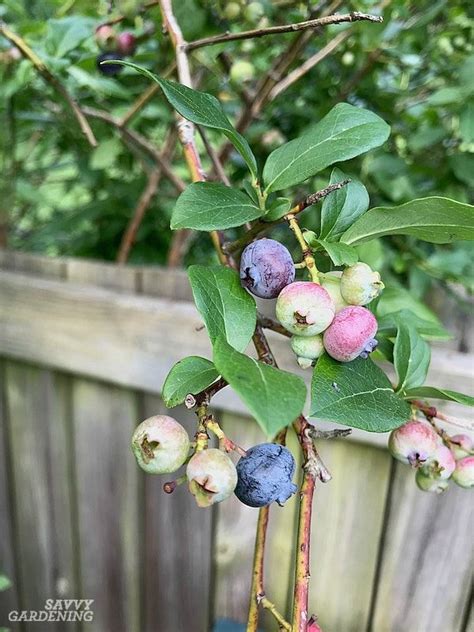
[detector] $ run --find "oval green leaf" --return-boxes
[162,356,219,407]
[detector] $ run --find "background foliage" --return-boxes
[0,0,472,308]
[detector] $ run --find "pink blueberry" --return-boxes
[276,282,335,336]
[340,262,384,305]
[117,32,137,56]
[415,470,449,494]
[186,448,238,507]
[322,305,378,362]
[388,421,438,467]
[422,443,456,480]
[94,25,117,51]
[450,434,473,460]
[131,415,190,474]
[452,456,474,488]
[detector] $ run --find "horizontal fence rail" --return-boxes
[0,249,473,632]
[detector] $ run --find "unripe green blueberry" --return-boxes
[322,305,378,362]
[340,262,384,306]
[320,271,349,313]
[223,1,241,19]
[342,51,355,66]
[95,25,117,51]
[187,448,238,507]
[388,421,438,468]
[415,469,449,494]
[243,2,265,22]
[450,434,473,460]
[291,335,324,369]
[452,456,474,488]
[276,282,335,337]
[131,415,190,474]
[422,443,456,480]
[230,60,255,83]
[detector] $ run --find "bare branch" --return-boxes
[186,11,383,51]
[82,106,186,193]
[269,30,350,100]
[0,21,97,147]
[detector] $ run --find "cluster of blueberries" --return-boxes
[95,24,136,76]
[132,415,298,508]
[389,420,474,492]
[240,238,384,368]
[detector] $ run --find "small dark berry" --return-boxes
[235,443,297,507]
[97,52,123,76]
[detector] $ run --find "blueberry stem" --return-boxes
[258,596,291,630]
[287,214,320,283]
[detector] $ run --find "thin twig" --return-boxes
[197,126,231,186]
[158,0,228,266]
[0,22,97,147]
[186,12,383,51]
[81,106,186,192]
[270,30,350,100]
[258,314,291,338]
[224,180,350,255]
[259,596,292,630]
[116,129,177,263]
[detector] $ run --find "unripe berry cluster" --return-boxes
[131,416,297,508]
[388,421,474,493]
[239,238,384,367]
[95,24,137,76]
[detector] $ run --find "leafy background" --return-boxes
[0,0,472,314]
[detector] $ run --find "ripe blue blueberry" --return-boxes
[240,238,295,299]
[234,443,297,507]
[97,52,123,75]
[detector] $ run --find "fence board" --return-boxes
[0,361,20,628]
[3,362,78,632]
[212,412,264,623]
[141,396,213,632]
[308,440,392,631]
[67,260,141,632]
[0,269,472,444]
[370,462,474,632]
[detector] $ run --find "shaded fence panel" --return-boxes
[0,250,472,632]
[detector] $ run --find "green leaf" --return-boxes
[188,265,256,352]
[459,101,474,144]
[376,287,446,326]
[262,103,390,193]
[162,356,219,407]
[377,309,451,341]
[342,197,474,245]
[213,338,306,436]
[311,355,411,432]
[320,168,369,240]
[404,387,474,407]
[0,575,11,592]
[394,323,431,392]
[171,182,262,230]
[263,197,292,221]
[105,61,258,178]
[314,240,359,266]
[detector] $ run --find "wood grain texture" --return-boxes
[141,396,213,632]
[0,268,472,445]
[370,462,474,632]
[308,440,392,632]
[3,361,78,632]
[212,412,264,624]
[71,379,141,632]
[0,360,20,627]
[68,260,141,632]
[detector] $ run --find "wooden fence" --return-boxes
[0,249,472,632]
